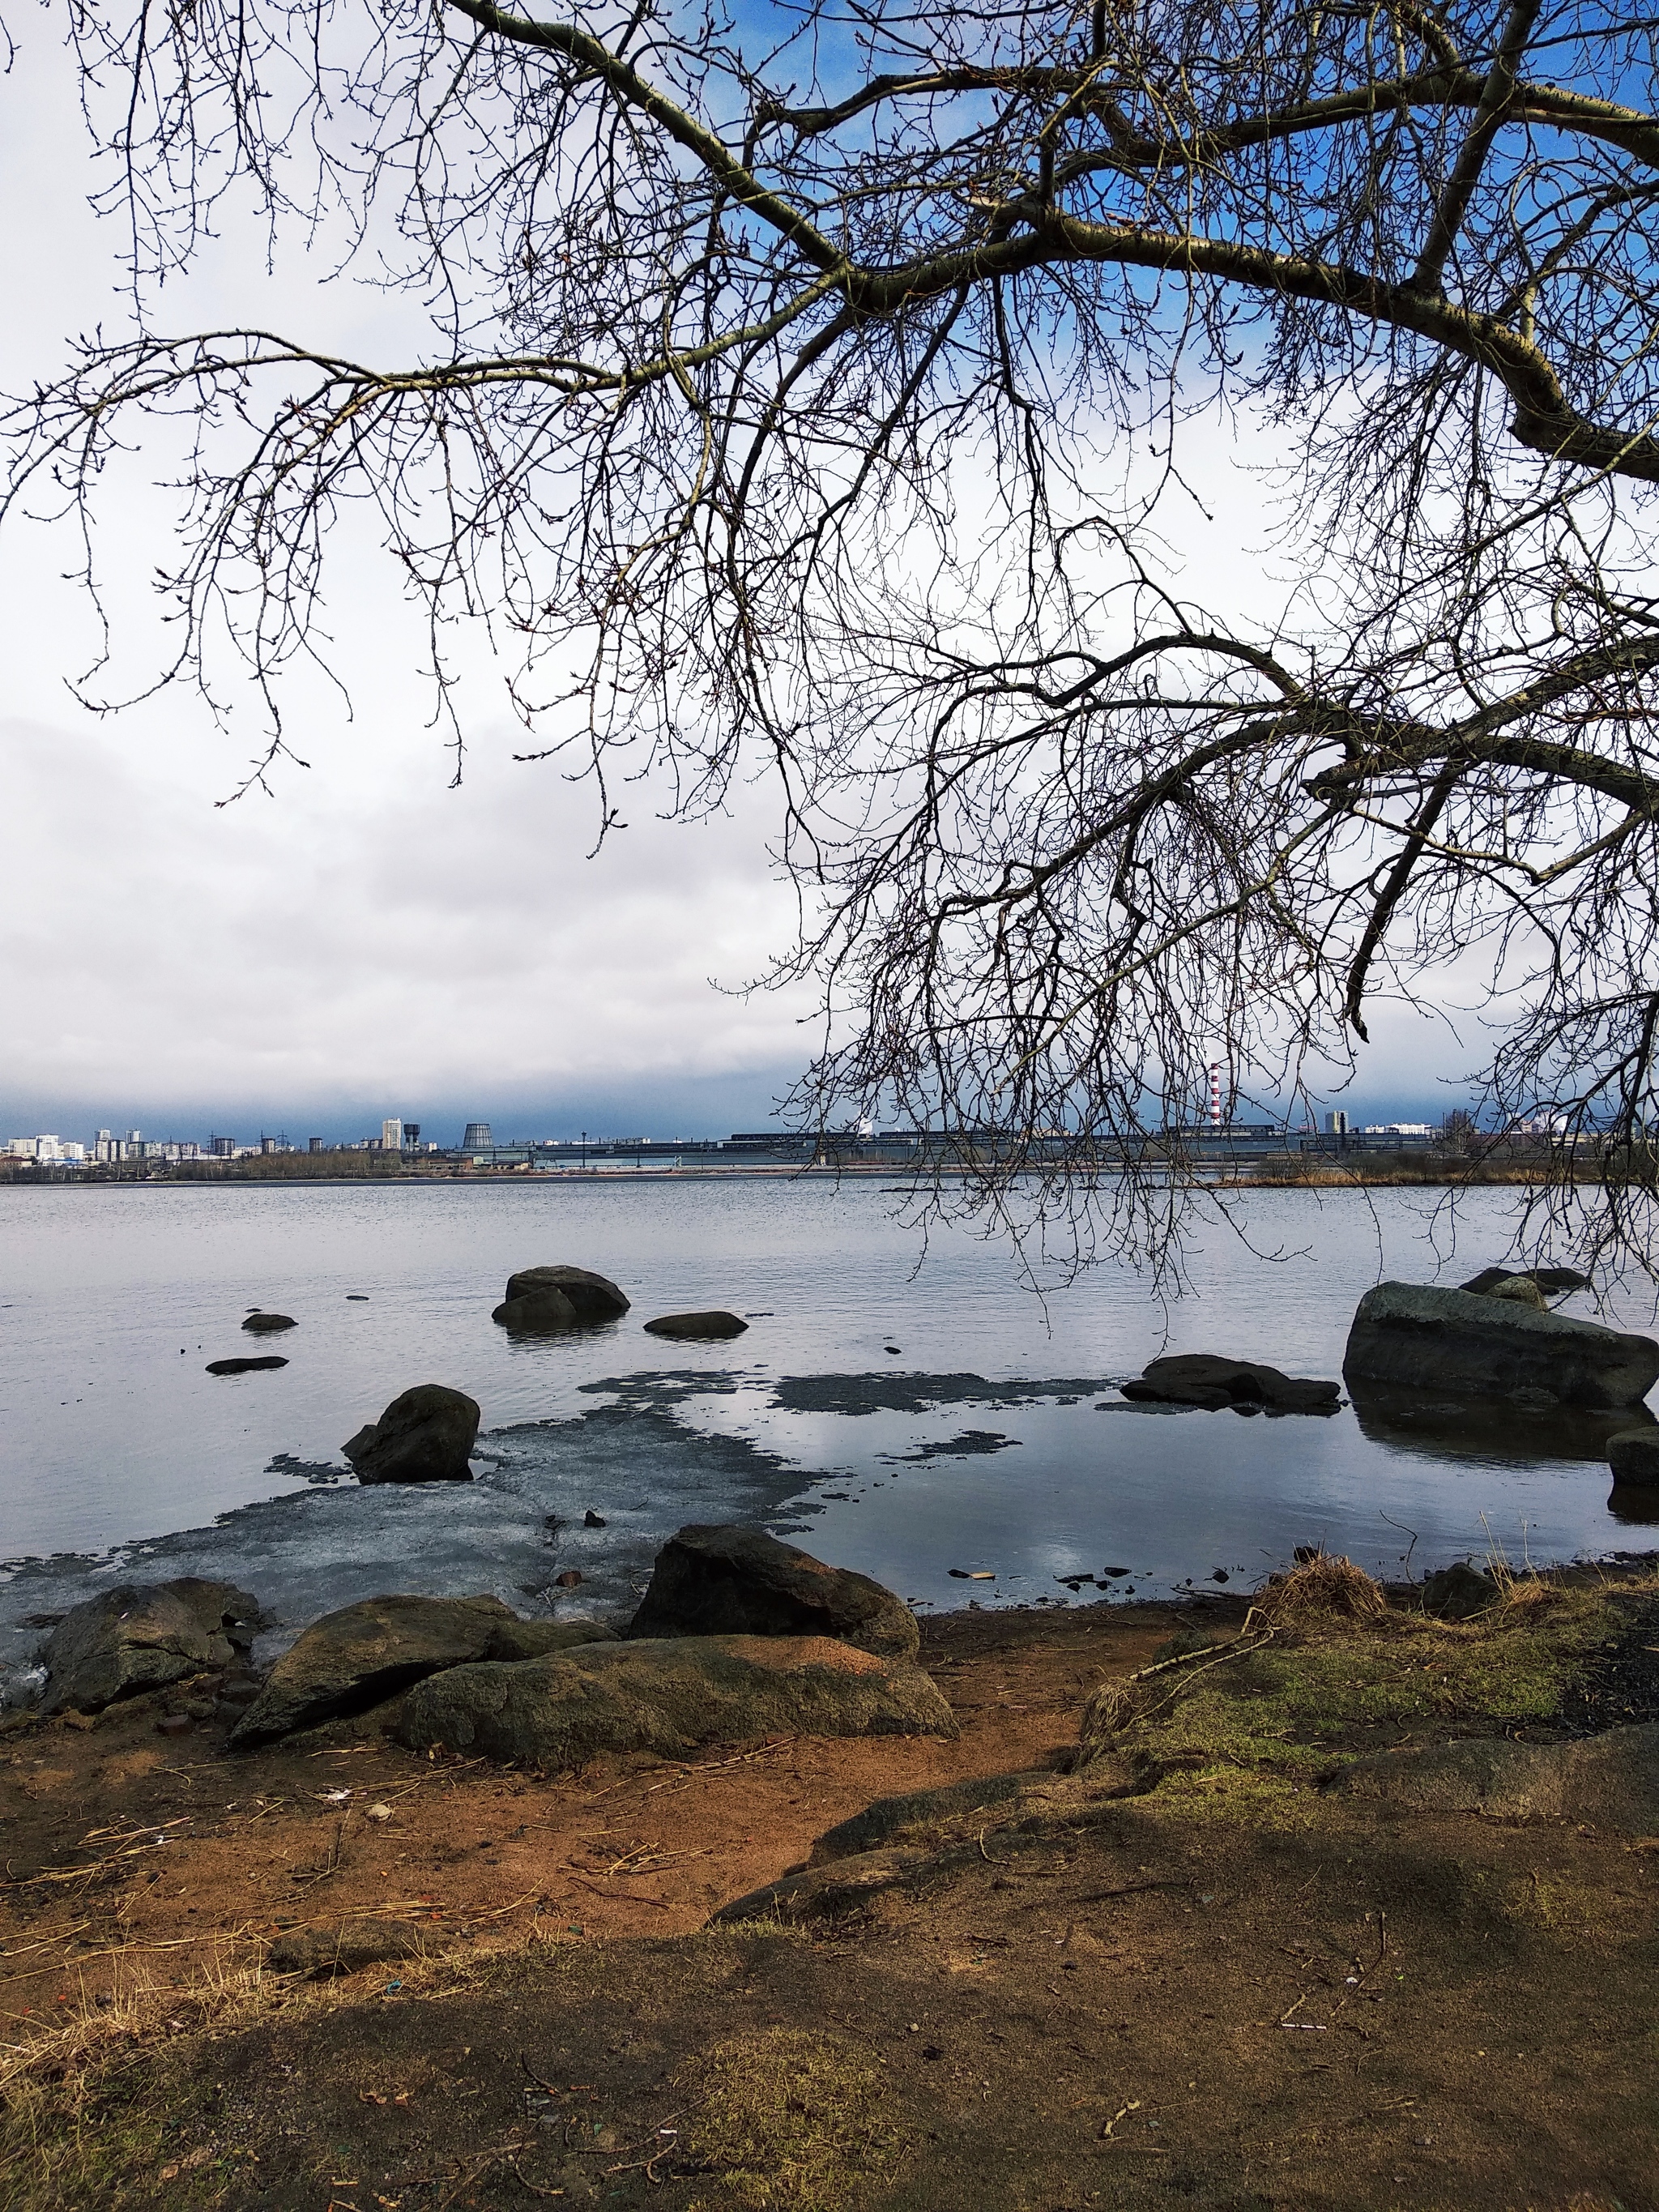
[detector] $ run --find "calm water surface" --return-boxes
[2,1178,1656,1685]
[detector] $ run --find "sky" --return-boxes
[0,15,1480,1148]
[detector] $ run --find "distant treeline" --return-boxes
[172,1150,424,1181]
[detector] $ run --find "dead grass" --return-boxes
[680,2026,903,2211]
[1256,1550,1388,1629]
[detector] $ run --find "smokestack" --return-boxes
[1209,1062,1222,1127]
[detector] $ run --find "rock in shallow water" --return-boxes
[1121,1353,1341,1414]
[389,1634,956,1766]
[642,1309,748,1340]
[626,1524,919,1660]
[1343,1282,1659,1408]
[340,1382,480,1483]
[496,1265,629,1326]
[1608,1428,1659,1485]
[241,1312,296,1333]
[42,1578,262,1715]
[228,1593,616,1746]
[207,1355,288,1376]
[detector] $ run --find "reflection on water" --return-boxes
[1347,1384,1658,1467]
[2,1179,1657,1676]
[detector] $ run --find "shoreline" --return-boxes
[6,1569,1658,2208]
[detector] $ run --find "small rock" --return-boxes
[228,1594,615,1746]
[1461,1266,1589,1298]
[156,1714,193,1736]
[1123,1354,1340,1414]
[42,1578,262,1716]
[1210,1569,1230,1584]
[1418,1562,1499,1619]
[584,1510,608,1527]
[340,1384,480,1484]
[642,1310,748,1340]
[1608,1428,1659,1486]
[495,1266,629,1328]
[207,1356,288,1376]
[242,1313,296,1333]
[553,1569,583,1588]
[626,1525,919,1661]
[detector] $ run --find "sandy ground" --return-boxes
[4,1596,1657,2211]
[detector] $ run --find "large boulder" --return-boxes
[1120,1353,1340,1415]
[491,1286,579,1331]
[493,1266,629,1329]
[340,1383,480,1483]
[1608,1428,1659,1486]
[625,1525,919,1661]
[388,1633,956,1766]
[1343,1282,1659,1409]
[642,1310,748,1340]
[42,1579,262,1716]
[228,1594,616,1747]
[1327,1723,1659,1830]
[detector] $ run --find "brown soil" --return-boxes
[4,1599,1657,2210]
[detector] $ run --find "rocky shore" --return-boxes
[5,1545,1659,2211]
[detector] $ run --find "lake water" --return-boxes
[2,1177,1657,1694]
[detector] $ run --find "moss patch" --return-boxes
[1093,1580,1631,1826]
[681,2026,902,2211]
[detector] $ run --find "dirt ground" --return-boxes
[3,1592,1657,2211]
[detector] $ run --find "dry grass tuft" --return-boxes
[681,2026,902,2211]
[1256,1552,1388,1629]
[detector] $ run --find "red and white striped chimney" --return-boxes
[1209,1061,1222,1125]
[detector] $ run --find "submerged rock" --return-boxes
[1344,1282,1659,1408]
[340,1383,480,1483]
[42,1578,262,1715]
[625,1524,920,1661]
[228,1593,616,1746]
[642,1309,749,1340]
[1121,1353,1341,1415]
[241,1313,297,1333]
[494,1266,629,1329]
[389,1633,956,1766]
[207,1355,288,1375]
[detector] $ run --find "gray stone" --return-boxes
[642,1309,749,1340]
[241,1313,296,1333]
[625,1524,919,1660]
[499,1266,629,1323]
[1418,1562,1499,1619]
[1122,1354,1341,1415]
[228,1594,615,1746]
[1343,1282,1659,1408]
[42,1579,262,1715]
[491,1287,580,1332]
[1328,1722,1659,1830]
[1608,1428,1659,1486]
[340,1383,480,1483]
[389,1633,956,1766]
[1461,1266,1590,1299]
